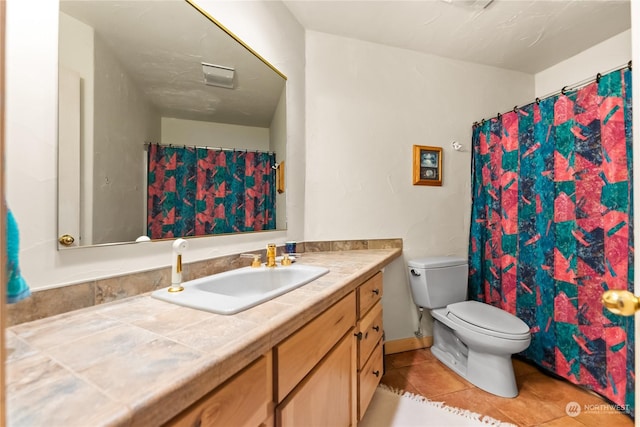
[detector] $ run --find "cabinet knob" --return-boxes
[373,370,380,377]
[372,325,380,332]
[372,288,380,295]
[354,332,363,340]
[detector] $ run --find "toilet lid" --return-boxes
[408,257,467,269]
[446,301,530,339]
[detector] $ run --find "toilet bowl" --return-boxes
[407,257,531,398]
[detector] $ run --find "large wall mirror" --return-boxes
[57,0,287,249]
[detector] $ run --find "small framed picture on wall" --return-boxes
[413,145,442,186]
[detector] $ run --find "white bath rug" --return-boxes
[359,385,516,427]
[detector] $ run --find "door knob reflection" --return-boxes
[58,234,75,246]
[601,290,640,316]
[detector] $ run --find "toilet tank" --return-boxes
[407,257,468,309]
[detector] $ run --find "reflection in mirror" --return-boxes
[57,0,287,248]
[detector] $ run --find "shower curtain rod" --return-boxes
[143,142,275,156]
[473,60,632,127]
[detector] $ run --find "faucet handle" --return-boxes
[240,253,262,268]
[281,253,293,266]
[251,255,262,268]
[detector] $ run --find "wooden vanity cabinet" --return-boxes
[168,271,385,427]
[355,271,384,421]
[275,292,357,426]
[169,353,272,427]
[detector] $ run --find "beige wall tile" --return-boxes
[8,239,402,326]
[6,281,95,326]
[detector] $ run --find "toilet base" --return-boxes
[431,320,519,398]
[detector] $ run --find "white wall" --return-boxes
[93,34,161,245]
[161,118,270,151]
[535,29,631,97]
[5,0,305,290]
[59,12,95,245]
[303,31,534,340]
[270,89,287,230]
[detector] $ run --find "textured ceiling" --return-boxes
[60,0,285,127]
[283,0,631,74]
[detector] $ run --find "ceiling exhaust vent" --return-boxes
[202,62,235,89]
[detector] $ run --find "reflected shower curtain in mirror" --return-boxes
[469,68,634,414]
[147,144,276,238]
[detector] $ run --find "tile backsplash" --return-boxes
[6,239,402,326]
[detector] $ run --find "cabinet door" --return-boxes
[169,354,272,427]
[277,332,355,427]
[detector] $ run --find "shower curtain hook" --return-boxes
[535,97,540,105]
[513,106,518,113]
[561,86,568,95]
[596,73,602,83]
[629,60,632,70]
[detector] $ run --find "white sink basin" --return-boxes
[151,264,330,314]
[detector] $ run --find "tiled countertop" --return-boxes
[6,248,401,426]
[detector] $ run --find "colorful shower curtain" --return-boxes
[147,144,276,239]
[469,68,634,415]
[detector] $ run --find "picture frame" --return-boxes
[413,145,443,186]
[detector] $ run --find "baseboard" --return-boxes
[384,336,432,355]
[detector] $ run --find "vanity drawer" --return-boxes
[170,354,271,427]
[358,340,384,421]
[357,301,383,370]
[358,272,383,318]
[275,292,356,402]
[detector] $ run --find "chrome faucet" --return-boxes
[266,243,277,268]
[168,238,188,292]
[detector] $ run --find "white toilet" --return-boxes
[407,256,531,398]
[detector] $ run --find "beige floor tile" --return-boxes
[433,387,521,425]
[381,350,634,427]
[513,357,542,377]
[385,348,434,369]
[537,416,587,426]
[393,361,471,399]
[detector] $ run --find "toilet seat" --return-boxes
[446,301,530,340]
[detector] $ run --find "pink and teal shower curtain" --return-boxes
[469,68,634,414]
[147,144,276,239]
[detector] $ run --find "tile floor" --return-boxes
[381,349,634,427]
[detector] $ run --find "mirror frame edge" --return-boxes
[58,0,289,250]
[185,0,287,81]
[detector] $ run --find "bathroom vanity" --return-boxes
[171,270,384,426]
[5,248,399,426]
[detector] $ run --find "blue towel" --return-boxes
[7,209,30,303]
